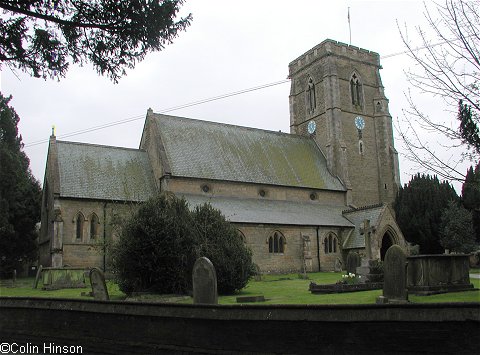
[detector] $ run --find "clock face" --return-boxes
[307,120,316,134]
[355,116,365,130]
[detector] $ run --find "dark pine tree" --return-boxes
[0,1,192,82]
[394,174,459,254]
[462,162,480,243]
[0,93,42,277]
[458,100,480,157]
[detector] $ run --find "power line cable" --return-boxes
[24,39,459,148]
[24,79,290,147]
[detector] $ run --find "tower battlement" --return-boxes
[288,39,380,77]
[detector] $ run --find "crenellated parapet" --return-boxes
[288,39,381,78]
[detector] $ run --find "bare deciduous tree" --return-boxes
[397,0,479,182]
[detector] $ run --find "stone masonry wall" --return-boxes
[167,177,346,205]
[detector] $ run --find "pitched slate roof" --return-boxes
[151,114,345,191]
[179,193,354,227]
[56,141,156,202]
[342,204,385,249]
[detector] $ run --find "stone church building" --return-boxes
[39,39,406,273]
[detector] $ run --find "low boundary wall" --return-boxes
[1,297,479,354]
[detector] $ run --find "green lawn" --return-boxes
[1,272,479,304]
[0,277,126,300]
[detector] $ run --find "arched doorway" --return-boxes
[380,231,396,260]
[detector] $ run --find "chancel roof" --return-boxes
[151,114,345,191]
[56,141,156,202]
[180,194,353,227]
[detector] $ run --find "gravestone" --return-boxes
[33,265,43,289]
[381,245,408,303]
[334,258,343,272]
[346,252,361,274]
[192,257,218,305]
[89,268,109,301]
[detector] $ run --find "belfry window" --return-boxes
[306,77,316,114]
[268,231,286,254]
[350,74,362,107]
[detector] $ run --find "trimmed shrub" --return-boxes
[111,195,254,295]
[111,194,197,294]
[192,203,255,294]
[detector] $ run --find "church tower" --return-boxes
[288,39,400,207]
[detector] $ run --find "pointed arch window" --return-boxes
[324,233,339,254]
[350,73,363,107]
[268,231,286,254]
[90,213,99,239]
[236,229,246,244]
[75,213,84,241]
[306,77,316,114]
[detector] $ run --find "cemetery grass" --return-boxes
[1,272,479,304]
[0,277,125,300]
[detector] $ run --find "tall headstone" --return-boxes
[346,252,361,274]
[334,257,343,272]
[361,220,373,260]
[192,257,218,305]
[302,235,313,273]
[382,245,408,303]
[89,268,109,301]
[356,220,376,282]
[33,265,43,289]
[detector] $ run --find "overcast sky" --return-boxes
[0,0,469,191]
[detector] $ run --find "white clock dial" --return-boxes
[355,116,365,130]
[307,120,316,134]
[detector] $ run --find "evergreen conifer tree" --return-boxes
[462,162,480,243]
[0,93,41,277]
[439,201,476,253]
[394,174,459,253]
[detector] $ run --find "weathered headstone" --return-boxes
[346,252,361,274]
[334,257,343,272]
[192,257,218,305]
[89,268,109,301]
[33,265,43,289]
[382,245,408,303]
[302,235,313,273]
[361,220,373,260]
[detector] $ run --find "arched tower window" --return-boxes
[90,213,99,239]
[324,233,339,254]
[306,77,316,114]
[75,212,85,241]
[350,73,363,107]
[268,231,286,254]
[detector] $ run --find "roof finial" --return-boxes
[51,125,56,137]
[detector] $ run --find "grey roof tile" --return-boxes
[342,205,385,249]
[56,141,156,201]
[180,193,354,227]
[152,114,345,191]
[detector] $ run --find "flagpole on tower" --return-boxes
[348,7,352,45]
